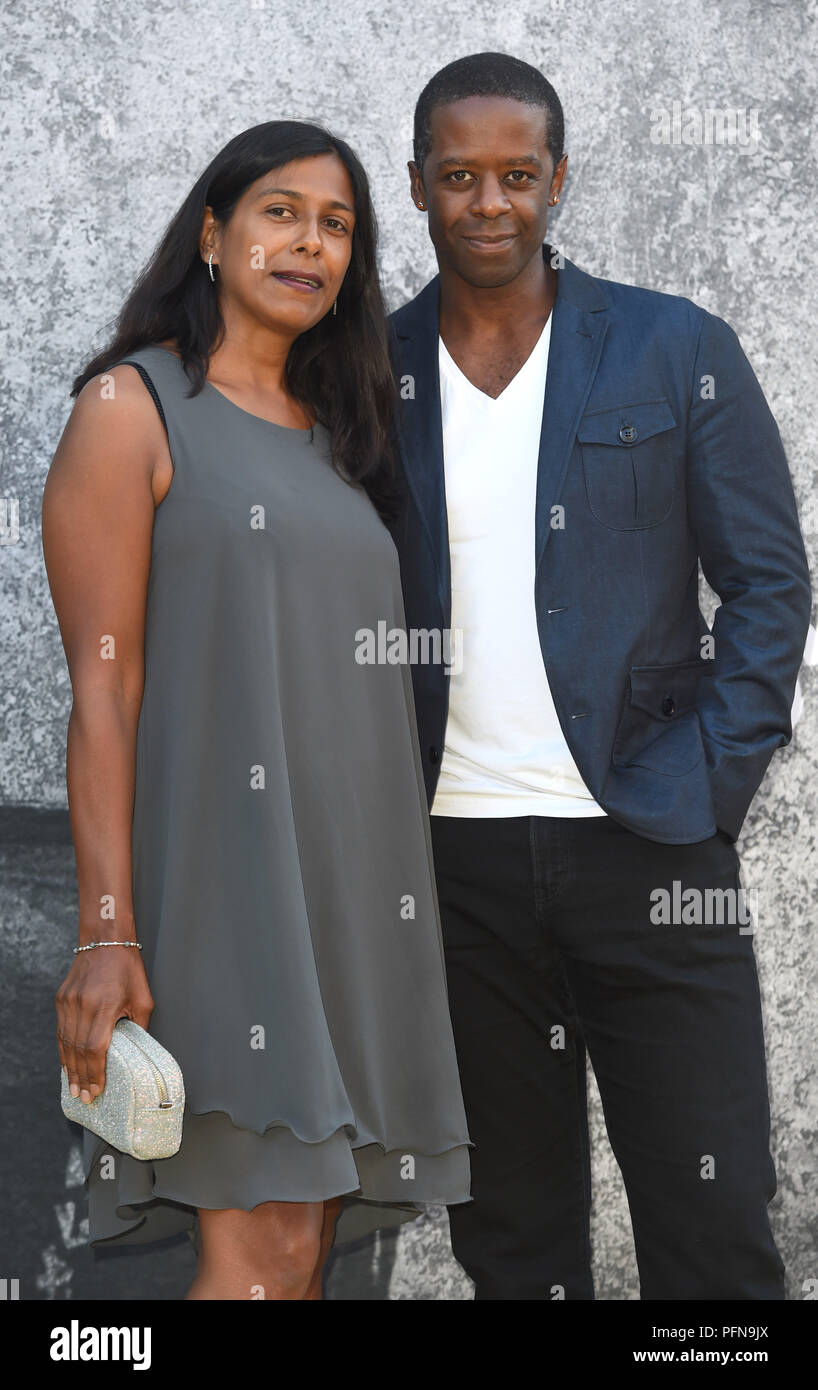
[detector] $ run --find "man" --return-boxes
[386,52,812,1300]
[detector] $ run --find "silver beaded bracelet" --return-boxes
[73,941,143,953]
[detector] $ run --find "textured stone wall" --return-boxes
[2,0,815,1299]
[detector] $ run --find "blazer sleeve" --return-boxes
[685,304,813,840]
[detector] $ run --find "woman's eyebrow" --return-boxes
[254,185,354,212]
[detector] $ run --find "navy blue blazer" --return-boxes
[386,244,812,844]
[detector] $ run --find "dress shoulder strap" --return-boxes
[110,345,200,495]
[118,358,167,435]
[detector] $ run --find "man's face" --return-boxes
[408,95,566,288]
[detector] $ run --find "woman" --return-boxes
[42,120,471,1300]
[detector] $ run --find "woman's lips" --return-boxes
[271,272,322,292]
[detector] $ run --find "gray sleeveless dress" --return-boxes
[79,344,472,1249]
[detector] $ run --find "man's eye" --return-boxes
[447,170,473,182]
[507,171,534,182]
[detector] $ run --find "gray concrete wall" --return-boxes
[2,0,815,1299]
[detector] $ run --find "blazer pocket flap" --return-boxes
[577,399,677,447]
[628,660,706,719]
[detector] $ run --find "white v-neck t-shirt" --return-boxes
[430,316,607,818]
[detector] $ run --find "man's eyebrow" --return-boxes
[254,186,354,213]
[434,154,544,172]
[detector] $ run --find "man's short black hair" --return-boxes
[413,52,565,175]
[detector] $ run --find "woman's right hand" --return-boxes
[56,946,155,1104]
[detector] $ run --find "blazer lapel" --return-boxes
[392,275,450,624]
[534,262,609,575]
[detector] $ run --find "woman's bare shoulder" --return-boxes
[48,361,171,506]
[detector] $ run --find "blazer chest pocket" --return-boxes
[578,398,677,529]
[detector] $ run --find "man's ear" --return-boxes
[407,160,426,209]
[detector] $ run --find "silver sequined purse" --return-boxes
[60,1018,185,1159]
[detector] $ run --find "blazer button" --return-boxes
[619,423,638,443]
[661,694,676,717]
[429,746,440,763]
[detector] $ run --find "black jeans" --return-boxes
[430,813,785,1300]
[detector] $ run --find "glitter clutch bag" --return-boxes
[60,1018,185,1159]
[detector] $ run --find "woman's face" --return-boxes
[204,153,356,337]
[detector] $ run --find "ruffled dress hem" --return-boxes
[80,1105,472,1250]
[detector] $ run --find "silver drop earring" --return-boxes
[208,253,216,282]
[332,299,337,316]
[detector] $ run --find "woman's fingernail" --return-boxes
[80,1089,91,1104]
[69,1083,80,1097]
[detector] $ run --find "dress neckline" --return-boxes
[150,344,316,434]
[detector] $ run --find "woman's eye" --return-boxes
[265,207,347,232]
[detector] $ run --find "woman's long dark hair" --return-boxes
[72,121,402,523]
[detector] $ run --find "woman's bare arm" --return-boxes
[42,365,170,1103]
